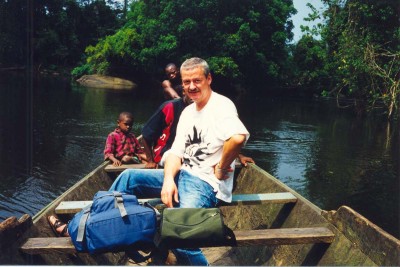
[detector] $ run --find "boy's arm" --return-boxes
[104,133,122,166]
[103,134,113,160]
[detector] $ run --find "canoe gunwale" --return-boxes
[32,161,109,224]
[4,161,399,265]
[245,163,323,214]
[233,163,400,266]
[322,205,400,266]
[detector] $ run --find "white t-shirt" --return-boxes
[169,91,250,202]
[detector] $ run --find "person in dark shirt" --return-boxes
[162,63,183,99]
[142,94,192,168]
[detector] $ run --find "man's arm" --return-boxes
[162,80,180,99]
[214,134,247,180]
[161,153,182,207]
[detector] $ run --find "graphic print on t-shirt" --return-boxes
[183,126,211,168]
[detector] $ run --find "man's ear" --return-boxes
[207,73,212,85]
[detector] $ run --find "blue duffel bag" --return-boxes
[67,191,157,254]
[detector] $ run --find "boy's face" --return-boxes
[118,116,133,133]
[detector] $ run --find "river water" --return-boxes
[0,73,398,238]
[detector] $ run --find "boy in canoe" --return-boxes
[104,111,147,166]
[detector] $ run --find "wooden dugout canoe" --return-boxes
[1,162,399,265]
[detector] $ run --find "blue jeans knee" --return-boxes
[109,169,164,198]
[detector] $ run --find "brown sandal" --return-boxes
[47,215,68,237]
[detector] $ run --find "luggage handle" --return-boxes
[76,205,91,242]
[113,191,128,217]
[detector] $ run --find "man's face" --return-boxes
[165,66,178,81]
[181,67,212,106]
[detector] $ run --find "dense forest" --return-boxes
[0,0,398,119]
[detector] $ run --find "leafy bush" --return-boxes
[73,0,295,89]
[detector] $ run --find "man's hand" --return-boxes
[161,178,179,207]
[238,154,255,166]
[214,163,233,180]
[215,134,247,179]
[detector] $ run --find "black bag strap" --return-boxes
[223,225,237,246]
[143,202,161,223]
[141,202,161,247]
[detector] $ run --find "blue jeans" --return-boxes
[109,169,218,266]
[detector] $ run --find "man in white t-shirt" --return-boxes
[109,57,250,265]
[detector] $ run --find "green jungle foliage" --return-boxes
[73,0,296,92]
[0,0,125,68]
[0,0,397,119]
[291,0,399,119]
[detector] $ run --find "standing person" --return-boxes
[162,63,183,99]
[109,57,250,265]
[104,112,147,167]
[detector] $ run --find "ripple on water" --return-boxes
[245,121,318,198]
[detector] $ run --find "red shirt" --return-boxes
[104,128,143,160]
[142,98,186,163]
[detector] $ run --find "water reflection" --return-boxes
[245,121,318,196]
[0,73,158,220]
[0,74,398,239]
[238,96,399,237]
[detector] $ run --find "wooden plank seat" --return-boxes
[55,192,298,214]
[104,160,243,173]
[20,227,335,254]
[104,163,147,172]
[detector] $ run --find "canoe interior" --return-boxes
[211,164,399,266]
[1,161,123,265]
[2,162,399,265]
